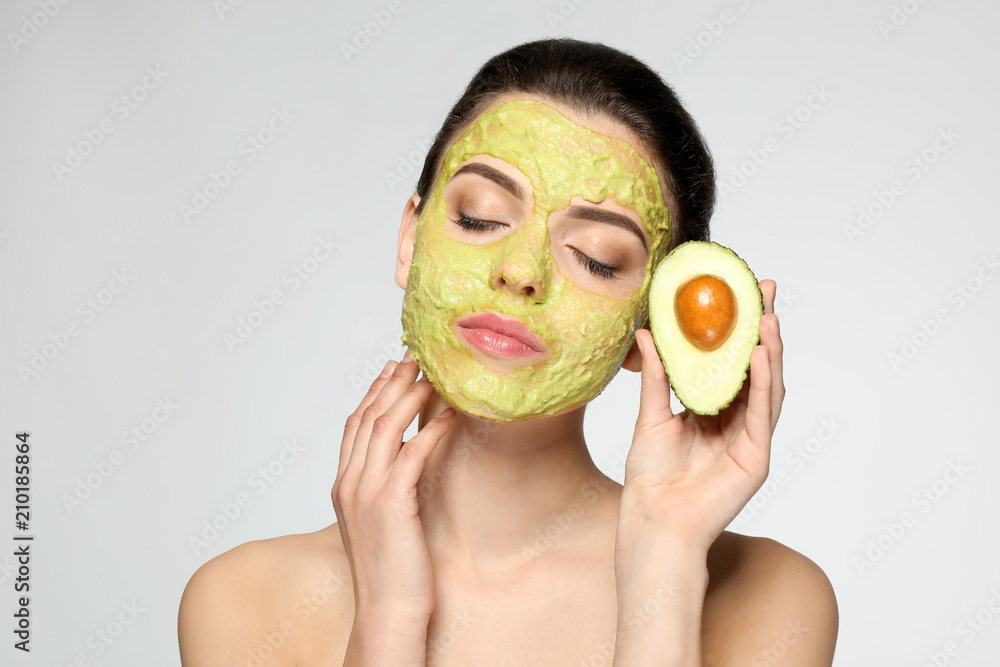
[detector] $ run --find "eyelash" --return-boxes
[452,214,504,233]
[572,248,617,279]
[451,211,619,280]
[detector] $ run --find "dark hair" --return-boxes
[413,37,715,251]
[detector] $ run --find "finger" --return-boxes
[338,359,397,478]
[634,328,675,431]
[757,279,784,429]
[718,373,751,443]
[387,406,457,492]
[348,353,421,473]
[360,378,438,479]
[732,345,772,475]
[759,312,785,430]
[759,279,776,315]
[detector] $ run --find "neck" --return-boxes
[415,391,622,582]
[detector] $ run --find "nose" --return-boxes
[490,249,546,300]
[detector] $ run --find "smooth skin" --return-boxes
[178,96,838,666]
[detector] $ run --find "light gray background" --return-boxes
[2,0,998,665]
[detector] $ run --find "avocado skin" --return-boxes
[648,241,764,416]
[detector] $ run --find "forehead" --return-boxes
[439,98,672,262]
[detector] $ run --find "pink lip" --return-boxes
[455,312,548,358]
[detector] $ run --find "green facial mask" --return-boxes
[401,99,671,421]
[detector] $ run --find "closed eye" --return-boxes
[450,213,506,232]
[572,248,618,279]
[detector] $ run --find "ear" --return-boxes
[394,194,421,290]
[621,329,646,373]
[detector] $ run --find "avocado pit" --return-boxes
[674,274,737,351]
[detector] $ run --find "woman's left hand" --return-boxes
[617,279,785,557]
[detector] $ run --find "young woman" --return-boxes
[179,38,838,666]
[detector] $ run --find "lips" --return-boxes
[455,312,548,358]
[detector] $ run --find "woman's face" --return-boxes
[399,97,672,421]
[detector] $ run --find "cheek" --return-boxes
[546,280,645,358]
[411,238,493,309]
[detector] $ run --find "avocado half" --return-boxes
[648,241,763,415]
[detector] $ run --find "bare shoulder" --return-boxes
[178,523,354,667]
[703,531,839,666]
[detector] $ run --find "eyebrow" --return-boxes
[451,163,526,202]
[451,162,648,252]
[565,206,649,252]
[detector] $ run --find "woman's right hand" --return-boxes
[332,350,457,620]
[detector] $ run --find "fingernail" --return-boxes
[402,349,412,362]
[440,407,455,418]
[379,360,395,378]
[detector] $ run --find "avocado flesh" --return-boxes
[648,241,763,415]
